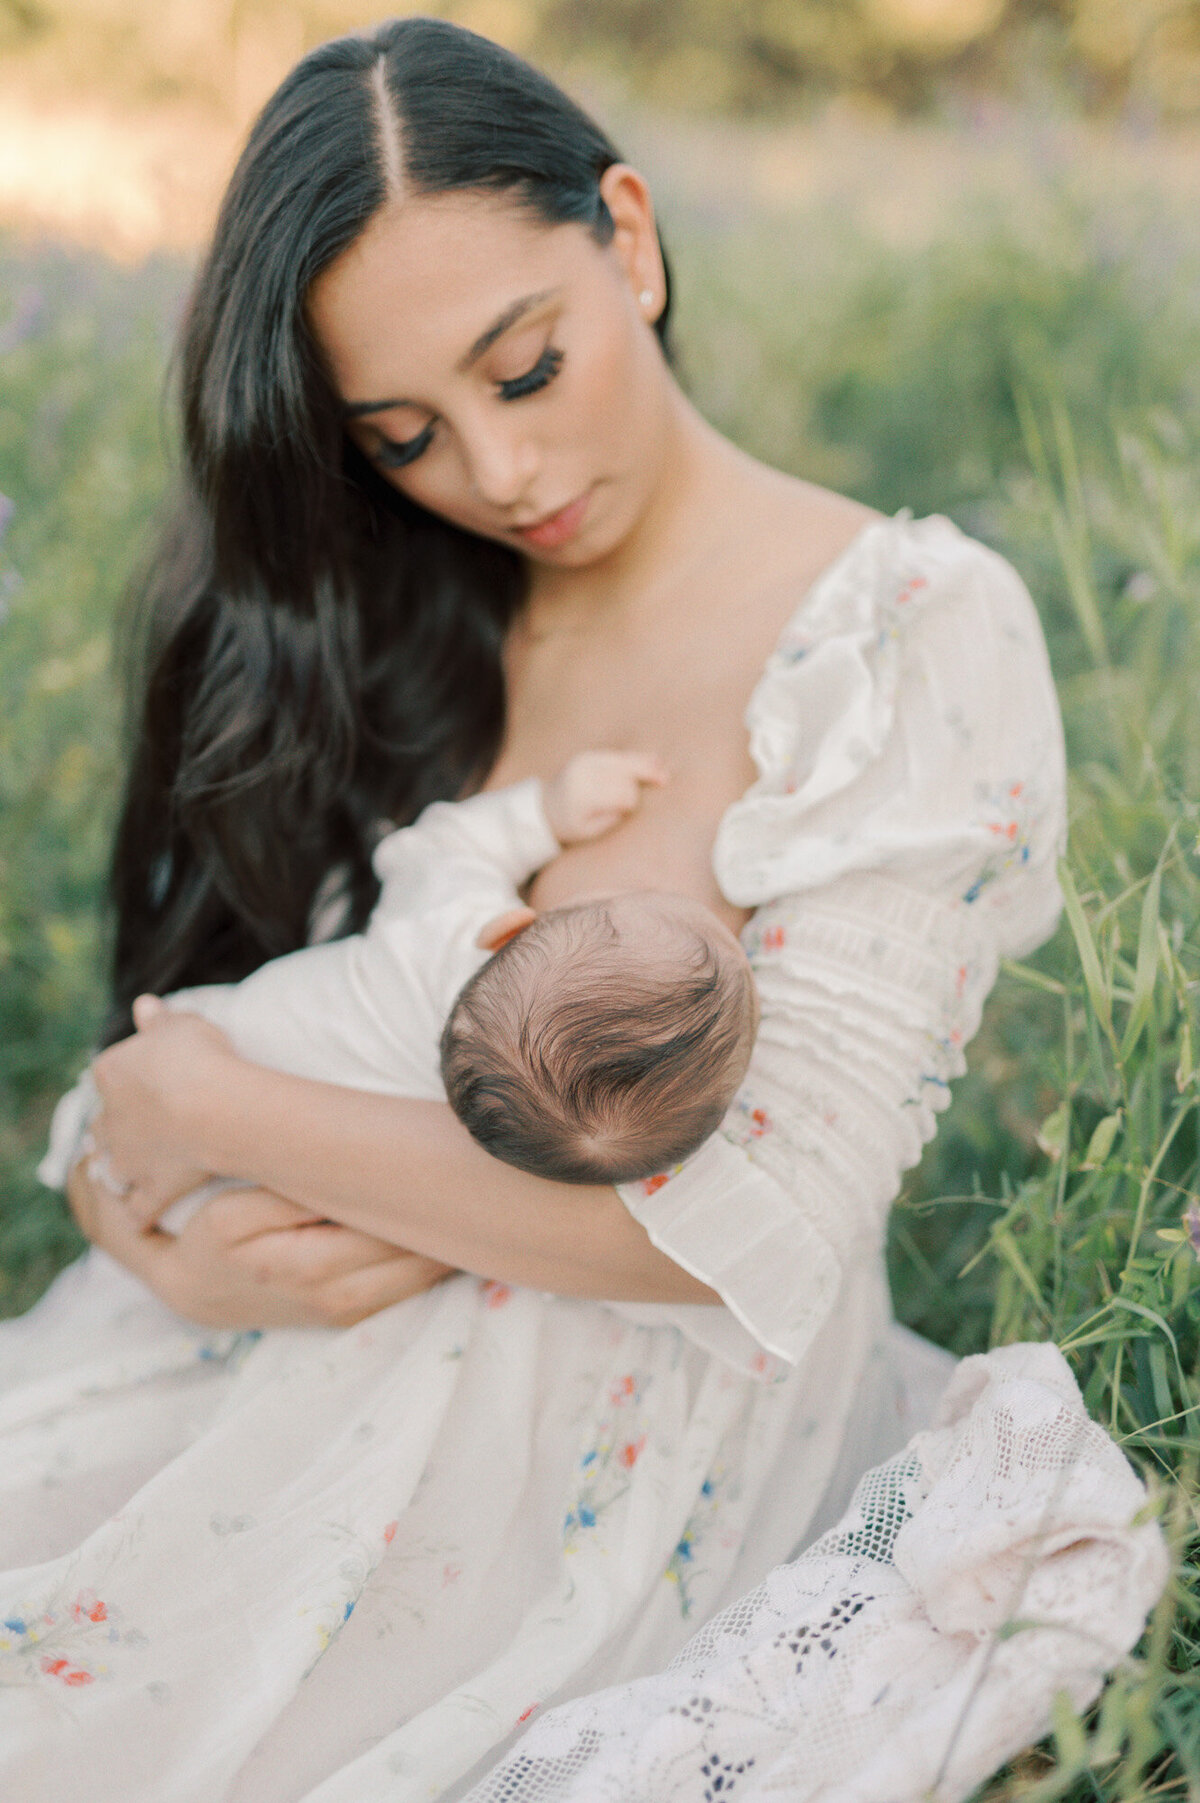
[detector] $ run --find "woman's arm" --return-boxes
[90,1007,721,1305]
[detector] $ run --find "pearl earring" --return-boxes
[639,288,654,309]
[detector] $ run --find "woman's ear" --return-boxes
[598,163,664,320]
[475,906,537,953]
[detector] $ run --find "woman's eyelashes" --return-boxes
[375,421,435,469]
[373,345,564,469]
[497,343,563,401]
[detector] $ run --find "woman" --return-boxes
[1,16,1072,1801]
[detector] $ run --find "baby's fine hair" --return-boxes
[440,899,757,1184]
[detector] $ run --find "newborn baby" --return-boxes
[56,753,757,1196]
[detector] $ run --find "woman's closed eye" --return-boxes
[373,345,565,470]
[497,343,563,401]
[376,421,436,469]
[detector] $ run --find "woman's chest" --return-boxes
[484,602,785,929]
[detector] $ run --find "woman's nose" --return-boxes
[461,417,540,511]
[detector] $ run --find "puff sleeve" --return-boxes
[616,514,1066,1369]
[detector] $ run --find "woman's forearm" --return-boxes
[191,1060,721,1304]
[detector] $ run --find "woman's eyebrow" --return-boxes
[460,288,558,369]
[341,288,560,418]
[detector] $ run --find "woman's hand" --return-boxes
[67,1160,456,1329]
[90,995,243,1217]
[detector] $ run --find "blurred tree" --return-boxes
[2,1,1200,120]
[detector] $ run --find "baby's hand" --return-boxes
[543,750,669,844]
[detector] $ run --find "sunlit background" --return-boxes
[3,9,1200,1790]
[1,2,1200,251]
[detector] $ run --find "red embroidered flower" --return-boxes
[641,1173,669,1197]
[483,1282,513,1309]
[762,925,786,952]
[41,1656,94,1686]
[619,1436,646,1469]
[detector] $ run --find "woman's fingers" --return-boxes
[222,1218,402,1287]
[305,1251,457,1328]
[192,1196,456,1326]
[68,1164,458,1331]
[90,1009,237,1201]
[189,1187,329,1242]
[67,1160,194,1297]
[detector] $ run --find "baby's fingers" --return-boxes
[605,751,668,790]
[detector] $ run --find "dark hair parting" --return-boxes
[106,16,673,1039]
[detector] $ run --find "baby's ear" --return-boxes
[476,906,537,952]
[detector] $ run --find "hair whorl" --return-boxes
[440,903,757,1184]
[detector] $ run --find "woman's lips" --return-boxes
[511,491,590,550]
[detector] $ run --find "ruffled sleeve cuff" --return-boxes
[617,1132,842,1369]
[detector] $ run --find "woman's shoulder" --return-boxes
[720,466,1032,675]
[765,504,1033,653]
[713,504,1066,927]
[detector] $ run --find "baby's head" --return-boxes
[440,892,758,1184]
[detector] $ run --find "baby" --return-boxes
[51,752,757,1197]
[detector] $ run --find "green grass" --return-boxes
[2,178,1200,1797]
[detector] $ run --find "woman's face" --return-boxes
[307,168,674,567]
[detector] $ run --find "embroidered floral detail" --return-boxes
[69,1592,107,1625]
[0,1591,128,1688]
[298,1524,385,1674]
[726,1097,773,1145]
[740,902,794,962]
[638,1164,683,1199]
[963,778,1037,904]
[563,1371,654,1549]
[481,1281,513,1308]
[666,1465,736,1617]
[875,568,932,648]
[894,573,929,607]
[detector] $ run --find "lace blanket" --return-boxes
[461,1344,1167,1803]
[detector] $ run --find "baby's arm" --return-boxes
[373,755,667,912]
[372,780,558,910]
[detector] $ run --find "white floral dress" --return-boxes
[0,513,1081,1802]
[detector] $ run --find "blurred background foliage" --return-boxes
[3,0,1200,118]
[3,2,1200,1794]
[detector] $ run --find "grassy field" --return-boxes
[2,168,1199,1795]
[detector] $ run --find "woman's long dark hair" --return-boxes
[106,15,672,1040]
